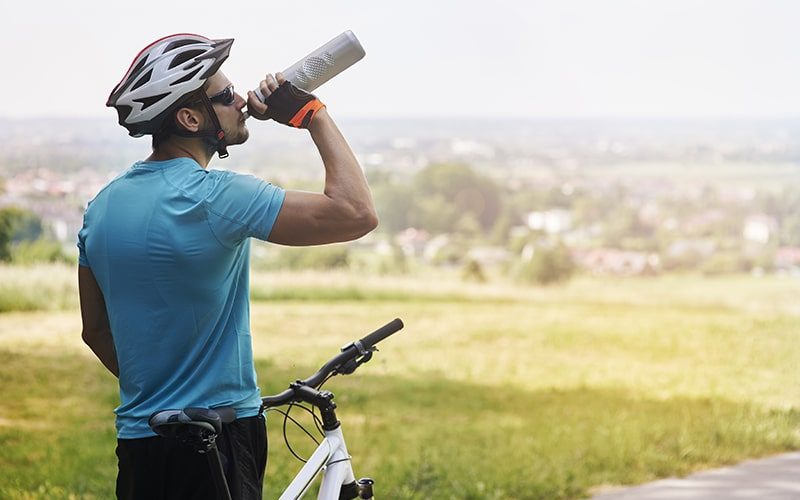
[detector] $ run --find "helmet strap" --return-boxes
[197,92,229,159]
[170,92,229,159]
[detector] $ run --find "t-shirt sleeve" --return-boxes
[205,171,286,246]
[77,217,89,267]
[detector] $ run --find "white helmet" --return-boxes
[107,34,233,137]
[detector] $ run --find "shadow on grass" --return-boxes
[0,350,796,500]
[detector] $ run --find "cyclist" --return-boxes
[77,34,377,499]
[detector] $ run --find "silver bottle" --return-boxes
[250,30,366,105]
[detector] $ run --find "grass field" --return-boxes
[0,265,798,499]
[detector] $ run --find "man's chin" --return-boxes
[227,126,249,146]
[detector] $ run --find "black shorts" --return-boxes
[116,414,267,500]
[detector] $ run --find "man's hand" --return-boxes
[245,72,278,121]
[246,72,325,128]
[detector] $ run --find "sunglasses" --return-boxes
[207,85,236,106]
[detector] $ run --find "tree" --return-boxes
[411,195,461,234]
[0,209,12,261]
[489,208,517,245]
[373,184,416,234]
[0,207,40,260]
[8,208,43,243]
[413,163,502,232]
[781,212,800,246]
[0,207,64,264]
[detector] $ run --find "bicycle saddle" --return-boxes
[149,407,237,438]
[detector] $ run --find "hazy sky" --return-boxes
[4,0,800,119]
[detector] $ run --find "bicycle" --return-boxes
[148,318,404,500]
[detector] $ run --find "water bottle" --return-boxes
[250,30,366,105]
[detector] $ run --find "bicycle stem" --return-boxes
[290,382,340,430]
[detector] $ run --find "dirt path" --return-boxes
[591,452,800,499]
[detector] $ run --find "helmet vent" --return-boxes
[164,39,200,52]
[135,92,170,110]
[169,49,205,69]
[129,57,148,80]
[172,67,202,85]
[131,69,153,91]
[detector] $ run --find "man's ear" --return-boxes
[174,107,203,133]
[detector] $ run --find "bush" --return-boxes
[270,245,350,271]
[11,239,72,265]
[0,263,77,312]
[700,252,752,276]
[514,244,575,285]
[461,259,487,283]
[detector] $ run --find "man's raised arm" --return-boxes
[247,74,378,246]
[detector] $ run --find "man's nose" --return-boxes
[235,92,246,110]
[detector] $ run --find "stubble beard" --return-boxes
[225,120,249,146]
[201,121,248,156]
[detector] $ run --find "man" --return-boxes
[78,34,377,499]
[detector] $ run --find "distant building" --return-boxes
[774,247,800,273]
[526,209,572,234]
[742,215,777,244]
[572,248,660,275]
[449,139,495,159]
[394,228,430,258]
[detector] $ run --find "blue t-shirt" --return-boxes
[77,157,285,438]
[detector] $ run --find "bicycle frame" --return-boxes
[279,425,355,500]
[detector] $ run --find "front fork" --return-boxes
[356,477,375,499]
[339,477,375,499]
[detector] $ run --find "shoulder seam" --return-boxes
[85,168,130,207]
[158,168,244,249]
[203,171,263,241]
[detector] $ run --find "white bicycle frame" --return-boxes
[279,424,356,500]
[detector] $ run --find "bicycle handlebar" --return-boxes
[261,318,404,408]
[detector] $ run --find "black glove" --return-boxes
[265,81,325,128]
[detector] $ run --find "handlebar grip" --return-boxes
[261,388,295,409]
[359,318,404,349]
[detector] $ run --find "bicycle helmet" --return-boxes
[107,34,233,140]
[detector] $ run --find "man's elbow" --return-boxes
[363,209,379,233]
[353,208,379,238]
[336,200,378,239]
[81,329,93,346]
[82,328,103,347]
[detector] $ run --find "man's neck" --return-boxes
[147,138,213,168]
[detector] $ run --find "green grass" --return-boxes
[0,264,78,313]
[0,349,118,499]
[258,365,797,499]
[0,271,798,499]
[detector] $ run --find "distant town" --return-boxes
[1,116,799,281]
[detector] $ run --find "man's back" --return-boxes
[78,157,284,438]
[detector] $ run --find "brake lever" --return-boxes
[336,349,376,376]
